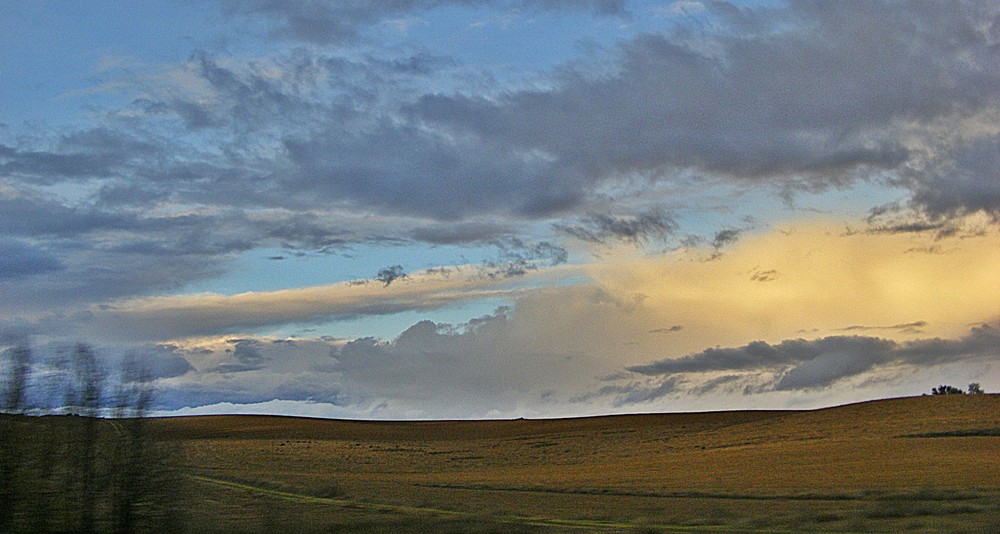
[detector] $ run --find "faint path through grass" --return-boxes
[414,482,865,502]
[189,474,818,533]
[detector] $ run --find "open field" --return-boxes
[144,394,1000,532]
[5,394,1000,532]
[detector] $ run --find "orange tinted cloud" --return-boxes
[585,220,1000,361]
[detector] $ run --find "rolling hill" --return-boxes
[153,394,1000,532]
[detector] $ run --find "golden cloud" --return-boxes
[583,220,1000,360]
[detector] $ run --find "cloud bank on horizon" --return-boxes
[1,0,998,418]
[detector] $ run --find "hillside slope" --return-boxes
[154,395,1000,531]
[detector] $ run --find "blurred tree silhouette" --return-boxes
[0,343,186,533]
[0,344,31,531]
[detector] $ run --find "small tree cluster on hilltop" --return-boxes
[1,343,186,533]
[930,383,986,395]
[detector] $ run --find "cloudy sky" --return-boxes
[1,0,998,419]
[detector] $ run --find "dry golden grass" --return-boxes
[154,394,1000,532]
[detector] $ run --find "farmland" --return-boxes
[149,394,1000,532]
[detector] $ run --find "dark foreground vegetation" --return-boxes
[0,345,185,533]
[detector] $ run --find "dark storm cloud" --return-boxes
[208,339,268,373]
[222,0,435,45]
[749,269,778,283]
[0,197,381,314]
[3,0,998,354]
[7,1,999,226]
[326,310,600,414]
[909,137,1000,221]
[120,50,493,217]
[868,221,953,236]
[478,237,567,279]
[534,0,625,14]
[672,223,752,261]
[0,199,275,308]
[649,325,683,334]
[628,336,897,377]
[179,51,325,134]
[143,351,195,380]
[689,374,744,396]
[153,377,344,410]
[411,0,999,214]
[773,346,888,391]
[621,325,1000,396]
[278,121,580,219]
[228,338,267,365]
[222,0,626,45]
[0,182,392,311]
[0,129,157,183]
[408,222,512,245]
[374,265,408,287]
[556,211,677,246]
[0,239,64,280]
[330,319,499,390]
[894,324,1000,365]
[859,203,977,240]
[711,227,742,249]
[117,337,351,410]
[585,377,683,407]
[139,51,426,138]
[263,215,350,252]
[121,46,580,218]
[111,344,196,381]
[209,362,264,373]
[0,196,136,238]
[16,1,995,228]
[836,321,927,334]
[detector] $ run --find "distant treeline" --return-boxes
[0,344,186,533]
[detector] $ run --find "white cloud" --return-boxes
[78,264,579,341]
[655,1,706,18]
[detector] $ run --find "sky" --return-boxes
[1,0,998,419]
